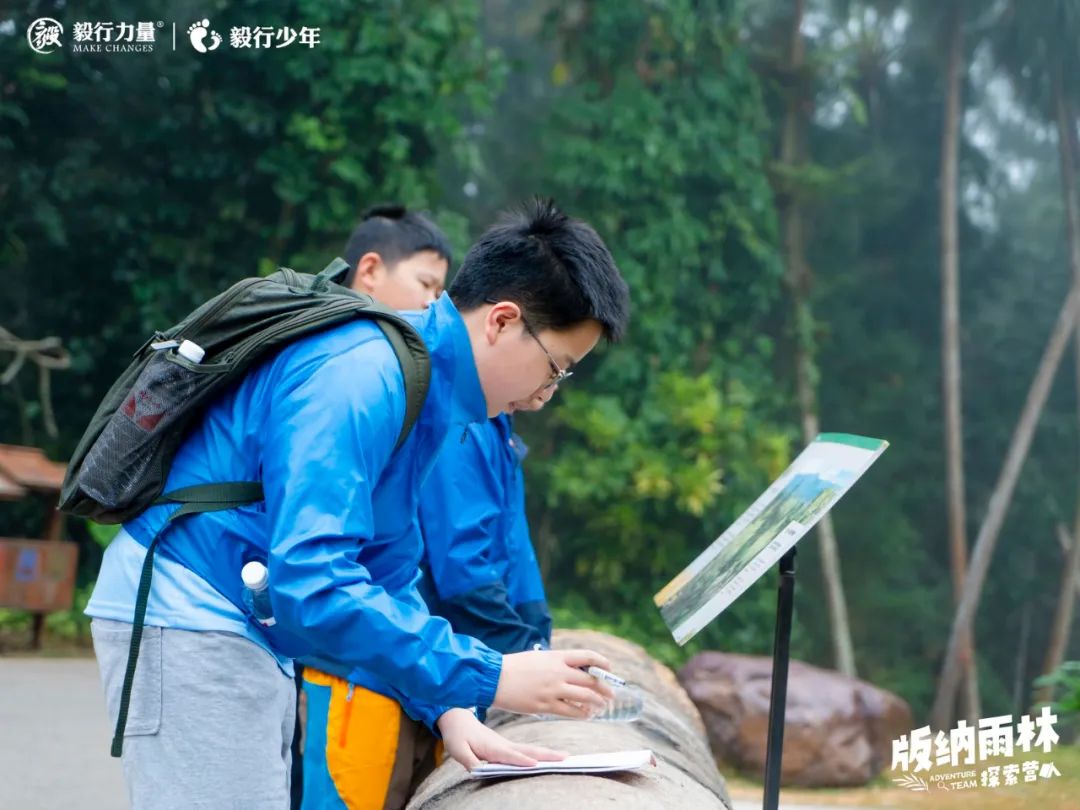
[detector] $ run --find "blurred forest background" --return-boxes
[2,0,1080,729]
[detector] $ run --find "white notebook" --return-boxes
[470,749,657,779]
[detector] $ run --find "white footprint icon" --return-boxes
[187,19,222,53]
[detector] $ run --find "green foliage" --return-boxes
[0,584,95,644]
[2,1,506,655]
[2,0,502,452]
[43,582,94,640]
[0,609,32,633]
[550,595,687,670]
[542,375,790,612]
[87,521,120,550]
[759,0,1080,720]
[991,0,1080,115]
[470,0,794,654]
[1036,662,1080,722]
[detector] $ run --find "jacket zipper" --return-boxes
[338,683,355,748]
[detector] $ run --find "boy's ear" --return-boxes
[351,252,386,294]
[486,301,523,342]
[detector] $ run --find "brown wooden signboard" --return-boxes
[0,445,76,643]
[0,538,78,612]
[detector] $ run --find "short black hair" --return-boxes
[449,198,630,342]
[342,204,453,286]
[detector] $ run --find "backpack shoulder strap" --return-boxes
[314,257,430,450]
[374,319,429,451]
[110,481,266,757]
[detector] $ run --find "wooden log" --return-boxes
[407,629,732,810]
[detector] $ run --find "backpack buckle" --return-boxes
[132,331,168,358]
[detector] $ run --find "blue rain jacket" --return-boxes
[123,293,501,729]
[417,414,552,654]
[299,416,553,729]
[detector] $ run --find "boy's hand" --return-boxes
[492,649,616,718]
[436,708,567,771]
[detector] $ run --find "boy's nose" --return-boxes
[536,384,559,405]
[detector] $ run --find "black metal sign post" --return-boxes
[762,546,797,810]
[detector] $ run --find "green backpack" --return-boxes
[59,257,431,756]
[61,257,430,523]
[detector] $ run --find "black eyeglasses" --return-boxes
[485,299,573,390]
[522,317,573,390]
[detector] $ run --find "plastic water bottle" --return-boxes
[532,683,645,723]
[590,683,645,722]
[78,338,207,509]
[241,561,276,626]
[176,339,206,364]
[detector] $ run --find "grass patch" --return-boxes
[722,745,1080,809]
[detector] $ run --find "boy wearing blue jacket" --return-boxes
[288,202,454,810]
[86,199,630,809]
[302,229,558,809]
[419,412,552,654]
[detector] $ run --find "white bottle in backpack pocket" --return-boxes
[177,339,205,363]
[77,338,206,509]
[241,561,276,626]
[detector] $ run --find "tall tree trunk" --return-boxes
[779,0,857,677]
[939,0,981,725]
[1037,74,1080,703]
[932,282,1080,730]
[1055,523,1080,591]
[1040,527,1080,704]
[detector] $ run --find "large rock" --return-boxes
[407,629,732,810]
[679,652,912,788]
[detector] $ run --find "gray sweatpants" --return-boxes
[91,618,296,810]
